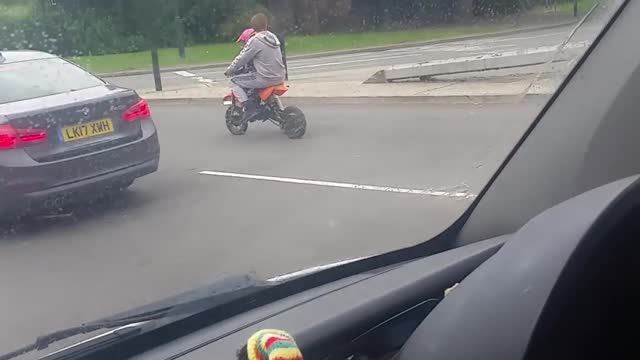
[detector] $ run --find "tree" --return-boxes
[123,0,179,46]
[264,0,295,33]
[2,0,527,57]
[458,0,475,19]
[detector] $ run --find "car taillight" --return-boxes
[122,99,150,122]
[0,124,47,150]
[0,125,17,149]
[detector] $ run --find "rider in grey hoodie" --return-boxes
[225,14,285,121]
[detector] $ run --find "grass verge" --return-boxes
[0,3,33,22]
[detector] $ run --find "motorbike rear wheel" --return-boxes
[225,105,248,135]
[282,106,307,139]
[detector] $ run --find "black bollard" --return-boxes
[176,15,186,59]
[151,48,162,91]
[280,33,289,81]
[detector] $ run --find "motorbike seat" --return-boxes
[259,83,289,101]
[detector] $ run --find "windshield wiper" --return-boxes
[0,318,150,360]
[0,274,271,360]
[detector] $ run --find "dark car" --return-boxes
[0,50,160,218]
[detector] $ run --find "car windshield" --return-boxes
[0,58,104,104]
[0,0,626,358]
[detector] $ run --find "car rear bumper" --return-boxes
[0,119,160,217]
[0,157,159,216]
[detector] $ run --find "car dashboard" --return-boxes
[124,174,640,360]
[128,235,507,360]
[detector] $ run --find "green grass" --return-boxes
[70,44,242,74]
[0,3,33,21]
[70,23,514,74]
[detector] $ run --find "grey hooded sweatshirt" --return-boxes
[226,31,285,84]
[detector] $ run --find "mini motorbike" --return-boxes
[223,84,307,139]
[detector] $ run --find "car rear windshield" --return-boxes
[0,57,104,104]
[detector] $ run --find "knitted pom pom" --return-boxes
[237,329,303,360]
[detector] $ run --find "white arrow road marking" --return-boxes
[174,70,196,77]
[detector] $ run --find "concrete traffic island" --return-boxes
[365,41,588,83]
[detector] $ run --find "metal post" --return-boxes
[574,0,578,17]
[280,34,289,81]
[175,10,185,59]
[151,48,162,91]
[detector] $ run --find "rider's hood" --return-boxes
[254,31,281,49]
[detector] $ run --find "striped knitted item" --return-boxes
[246,329,303,360]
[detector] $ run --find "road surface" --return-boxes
[0,100,544,353]
[105,24,599,91]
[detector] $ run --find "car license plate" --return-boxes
[60,118,114,142]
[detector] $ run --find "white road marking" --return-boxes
[290,54,411,70]
[367,32,566,54]
[439,31,566,49]
[174,70,196,77]
[173,71,217,85]
[391,40,590,69]
[267,257,369,282]
[484,31,567,43]
[302,51,380,61]
[195,70,225,78]
[418,43,516,53]
[199,170,476,199]
[195,76,215,84]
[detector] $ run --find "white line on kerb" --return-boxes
[199,170,475,199]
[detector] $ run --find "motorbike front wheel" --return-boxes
[281,106,307,139]
[225,105,248,135]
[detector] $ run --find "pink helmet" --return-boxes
[237,28,256,43]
